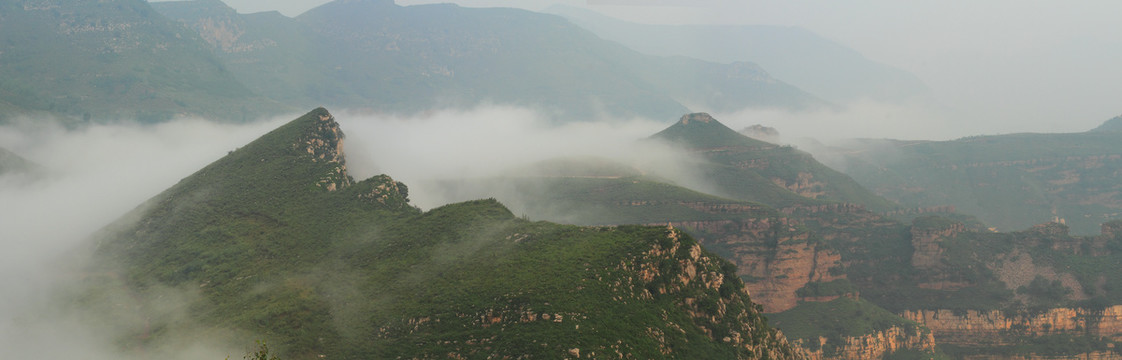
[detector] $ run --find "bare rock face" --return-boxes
[772,172,827,199]
[668,215,843,313]
[740,124,780,143]
[902,306,1122,347]
[910,220,964,269]
[613,226,798,359]
[743,239,842,313]
[296,111,354,191]
[679,112,716,125]
[794,325,937,360]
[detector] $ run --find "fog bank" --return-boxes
[338,106,715,210]
[0,115,290,359]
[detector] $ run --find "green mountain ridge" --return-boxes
[651,113,898,211]
[83,108,798,359]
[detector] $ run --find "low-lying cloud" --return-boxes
[337,105,716,210]
[0,115,291,359]
[710,99,970,143]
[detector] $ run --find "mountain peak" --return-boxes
[678,112,715,125]
[653,112,773,149]
[293,108,353,191]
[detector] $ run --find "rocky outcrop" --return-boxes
[780,203,867,216]
[793,325,937,360]
[612,226,798,359]
[679,112,716,125]
[740,124,780,143]
[882,205,957,218]
[742,241,842,313]
[961,351,1122,360]
[910,220,965,269]
[296,110,353,191]
[397,226,801,359]
[773,172,828,199]
[669,217,840,313]
[901,306,1122,345]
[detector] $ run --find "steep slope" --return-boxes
[837,126,1122,235]
[0,0,283,122]
[651,113,897,211]
[85,108,797,359]
[546,5,929,104]
[154,0,826,120]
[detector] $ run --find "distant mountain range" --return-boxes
[837,116,1122,235]
[0,0,283,122]
[0,0,829,123]
[153,0,825,120]
[546,5,930,105]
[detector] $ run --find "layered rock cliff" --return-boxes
[793,325,937,360]
[902,306,1122,345]
[668,215,842,313]
[910,218,965,270]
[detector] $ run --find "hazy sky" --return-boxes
[153,0,1122,137]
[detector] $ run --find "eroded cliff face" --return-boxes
[902,306,1122,345]
[910,221,965,270]
[664,201,897,313]
[961,351,1122,360]
[793,325,937,360]
[742,240,841,313]
[669,215,842,313]
[296,111,353,191]
[773,172,828,199]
